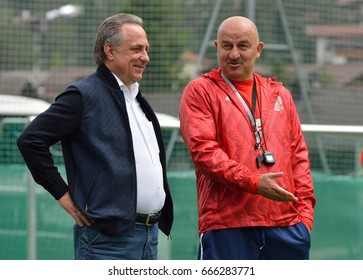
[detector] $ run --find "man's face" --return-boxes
[215,20,263,81]
[106,23,150,87]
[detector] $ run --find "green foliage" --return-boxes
[318,67,333,87]
[271,58,289,85]
[0,0,190,93]
[0,0,359,93]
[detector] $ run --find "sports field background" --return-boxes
[1,0,363,259]
[1,164,363,260]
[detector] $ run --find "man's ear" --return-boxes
[256,41,264,59]
[103,43,114,61]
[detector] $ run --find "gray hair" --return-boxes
[93,13,143,65]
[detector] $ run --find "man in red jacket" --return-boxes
[179,16,315,260]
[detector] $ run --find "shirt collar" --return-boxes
[111,73,140,101]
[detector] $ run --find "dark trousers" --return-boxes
[198,222,311,260]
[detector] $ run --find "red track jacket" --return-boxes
[179,69,315,235]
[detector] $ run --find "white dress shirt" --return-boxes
[112,73,165,214]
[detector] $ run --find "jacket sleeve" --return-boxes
[288,92,316,230]
[17,92,82,200]
[179,79,260,194]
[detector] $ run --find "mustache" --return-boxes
[226,59,243,64]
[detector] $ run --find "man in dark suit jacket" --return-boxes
[17,13,173,260]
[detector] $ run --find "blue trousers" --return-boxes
[73,222,158,260]
[198,222,311,260]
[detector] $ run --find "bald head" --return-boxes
[214,16,263,81]
[217,16,260,44]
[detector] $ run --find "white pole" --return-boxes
[27,171,37,259]
[246,0,255,22]
[301,124,363,135]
